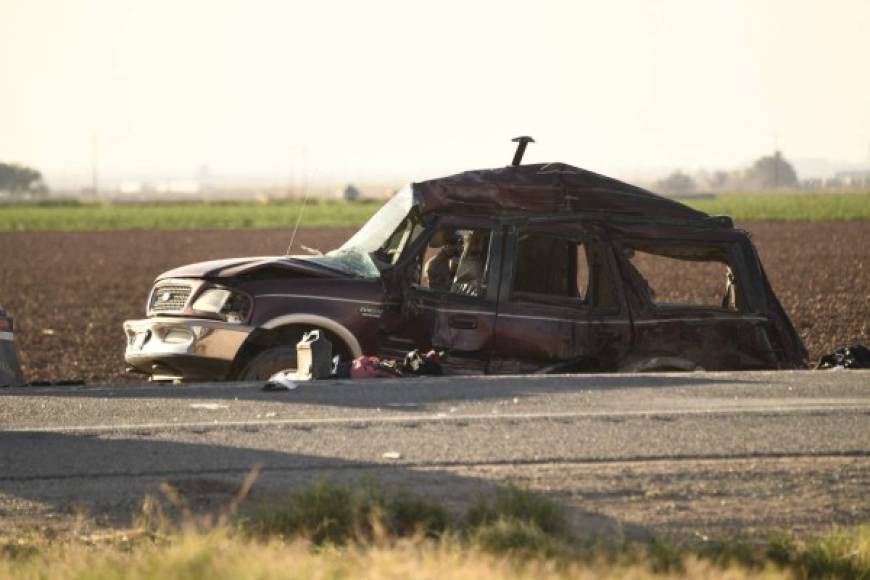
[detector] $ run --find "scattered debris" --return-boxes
[401,349,445,376]
[350,356,402,379]
[343,350,445,380]
[41,328,56,336]
[381,451,402,460]
[816,344,870,370]
[263,371,298,391]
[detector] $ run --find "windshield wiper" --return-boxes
[299,244,322,256]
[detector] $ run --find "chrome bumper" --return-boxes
[123,317,253,380]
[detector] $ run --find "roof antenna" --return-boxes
[511,136,535,166]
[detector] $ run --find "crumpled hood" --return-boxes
[156,255,346,281]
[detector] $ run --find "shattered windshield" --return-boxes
[306,249,382,278]
[305,186,414,278]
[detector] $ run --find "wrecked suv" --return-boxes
[124,162,807,381]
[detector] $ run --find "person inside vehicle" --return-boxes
[451,230,489,295]
[425,233,464,291]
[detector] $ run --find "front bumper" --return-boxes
[124,317,253,381]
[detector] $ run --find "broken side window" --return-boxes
[414,226,492,297]
[512,233,615,307]
[621,242,741,311]
[372,208,425,267]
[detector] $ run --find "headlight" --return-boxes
[191,288,251,323]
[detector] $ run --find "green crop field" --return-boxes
[0,193,868,231]
[684,192,870,222]
[0,199,381,231]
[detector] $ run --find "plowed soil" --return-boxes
[1,222,868,384]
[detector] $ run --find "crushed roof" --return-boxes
[413,162,709,221]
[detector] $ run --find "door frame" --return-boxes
[378,215,503,372]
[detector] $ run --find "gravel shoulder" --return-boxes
[1,372,867,541]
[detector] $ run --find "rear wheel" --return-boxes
[236,345,297,381]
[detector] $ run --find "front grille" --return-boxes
[149,284,192,313]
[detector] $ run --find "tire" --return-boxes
[236,345,297,381]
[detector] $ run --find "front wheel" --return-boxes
[236,345,297,381]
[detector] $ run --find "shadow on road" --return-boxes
[0,430,649,540]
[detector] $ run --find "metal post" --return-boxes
[511,136,535,166]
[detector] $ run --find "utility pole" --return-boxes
[772,132,780,189]
[301,146,309,197]
[90,131,99,197]
[292,145,296,199]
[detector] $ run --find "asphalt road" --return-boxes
[1,370,868,540]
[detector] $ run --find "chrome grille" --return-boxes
[149,284,192,313]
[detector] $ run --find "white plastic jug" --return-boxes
[296,330,333,380]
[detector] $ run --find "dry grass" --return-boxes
[1,481,867,579]
[0,532,790,580]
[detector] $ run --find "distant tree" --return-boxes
[0,162,48,195]
[654,170,696,196]
[710,170,730,190]
[745,151,798,189]
[342,184,360,202]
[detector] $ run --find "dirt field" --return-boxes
[1,222,868,384]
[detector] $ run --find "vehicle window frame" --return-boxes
[396,218,499,303]
[369,206,426,269]
[615,238,746,314]
[509,229,620,312]
[584,239,623,315]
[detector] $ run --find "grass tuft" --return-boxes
[383,489,451,539]
[241,481,451,546]
[242,480,355,545]
[799,526,870,580]
[469,518,571,560]
[467,484,569,539]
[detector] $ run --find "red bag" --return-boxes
[350,356,400,379]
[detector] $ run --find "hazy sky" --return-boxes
[2,0,869,187]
